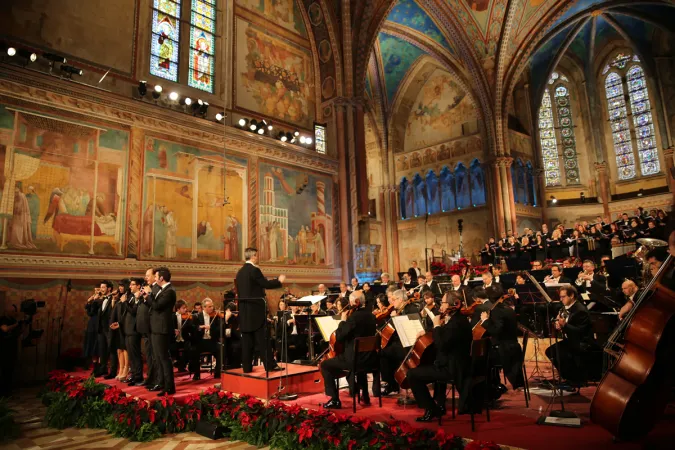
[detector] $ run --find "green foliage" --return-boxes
[44,392,80,429]
[77,398,112,429]
[0,399,19,442]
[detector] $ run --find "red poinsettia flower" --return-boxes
[239,412,252,430]
[347,439,357,450]
[245,396,262,409]
[297,420,314,443]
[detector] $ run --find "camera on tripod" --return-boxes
[20,298,46,347]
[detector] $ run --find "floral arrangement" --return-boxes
[40,371,502,449]
[431,259,491,278]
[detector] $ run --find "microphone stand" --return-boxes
[276,310,298,400]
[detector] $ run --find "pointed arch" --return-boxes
[412,173,427,217]
[469,159,486,206]
[425,170,441,215]
[455,163,470,209]
[439,166,456,212]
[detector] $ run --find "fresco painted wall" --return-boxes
[0,105,128,256]
[258,161,333,265]
[141,137,248,262]
[236,0,308,37]
[235,17,315,129]
[405,69,477,151]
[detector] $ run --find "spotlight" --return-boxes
[637,188,644,197]
[43,53,67,64]
[169,91,179,101]
[238,118,247,127]
[152,84,162,99]
[299,136,307,144]
[267,122,273,131]
[215,112,225,121]
[305,137,313,145]
[279,132,288,142]
[180,97,192,106]
[138,81,147,97]
[60,64,83,76]
[250,119,258,131]
[199,101,209,116]
[257,127,265,135]
[261,120,268,129]
[550,196,558,204]
[16,49,37,62]
[294,131,300,137]
[5,46,16,57]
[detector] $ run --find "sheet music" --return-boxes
[314,316,342,341]
[392,314,424,348]
[297,295,327,304]
[581,293,591,301]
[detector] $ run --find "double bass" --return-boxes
[590,252,675,441]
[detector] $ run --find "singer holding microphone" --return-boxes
[235,247,285,373]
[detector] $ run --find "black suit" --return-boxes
[123,295,143,381]
[408,311,473,412]
[482,303,524,389]
[478,283,504,303]
[545,301,600,384]
[408,266,423,280]
[427,280,442,296]
[321,308,377,401]
[171,313,196,372]
[96,295,117,376]
[135,289,157,385]
[235,262,282,372]
[191,312,222,377]
[150,283,177,393]
[380,303,421,391]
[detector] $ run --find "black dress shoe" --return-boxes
[148,384,162,392]
[192,374,201,381]
[126,381,138,387]
[322,399,342,409]
[268,366,283,372]
[381,386,399,396]
[359,396,371,406]
[416,408,442,422]
[104,374,116,380]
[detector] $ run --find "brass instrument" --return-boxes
[634,238,668,283]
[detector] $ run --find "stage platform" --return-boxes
[221,363,323,400]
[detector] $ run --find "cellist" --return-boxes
[407,292,472,422]
[380,289,421,396]
[320,291,376,409]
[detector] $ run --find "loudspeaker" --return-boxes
[195,419,224,440]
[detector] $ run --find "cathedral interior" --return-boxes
[0,0,674,430]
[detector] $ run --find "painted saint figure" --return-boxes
[25,186,40,239]
[8,186,37,250]
[164,210,177,258]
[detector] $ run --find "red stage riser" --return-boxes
[221,363,324,400]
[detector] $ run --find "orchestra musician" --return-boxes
[402,273,415,291]
[338,283,350,299]
[477,273,503,303]
[222,301,242,370]
[171,299,194,373]
[575,260,606,295]
[362,282,376,311]
[544,264,571,285]
[282,305,307,362]
[617,280,641,321]
[479,297,525,394]
[380,289,421,396]
[420,291,439,331]
[235,247,284,373]
[192,302,203,315]
[325,297,338,316]
[448,274,471,300]
[350,277,361,292]
[148,267,177,396]
[407,292,472,422]
[425,272,443,296]
[191,298,222,380]
[408,260,423,280]
[409,275,430,297]
[123,278,144,386]
[321,291,377,409]
[316,284,330,296]
[469,289,493,328]
[545,286,600,389]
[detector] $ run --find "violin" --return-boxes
[180,313,192,321]
[472,289,516,340]
[208,310,225,318]
[374,304,395,324]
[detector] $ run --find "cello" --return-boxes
[472,289,516,340]
[590,251,675,441]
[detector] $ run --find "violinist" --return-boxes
[192,302,202,315]
[362,282,376,311]
[469,289,492,328]
[222,302,242,369]
[479,296,525,397]
[545,286,600,390]
[380,290,421,396]
[449,275,471,301]
[420,291,439,332]
[321,291,377,409]
[476,273,503,303]
[325,297,338,316]
[409,275,430,299]
[282,305,307,362]
[349,277,361,292]
[171,299,194,373]
[407,292,472,422]
[425,272,443,297]
[191,298,222,380]
[338,282,350,299]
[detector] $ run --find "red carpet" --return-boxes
[71,369,219,403]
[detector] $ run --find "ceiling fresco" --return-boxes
[386,0,454,54]
[378,32,428,106]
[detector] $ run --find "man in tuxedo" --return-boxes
[317,284,329,296]
[544,265,571,285]
[349,277,361,292]
[138,268,159,389]
[575,260,606,295]
[478,272,504,303]
[420,291,439,331]
[235,247,285,373]
[171,299,195,374]
[618,280,641,321]
[191,298,222,379]
[95,280,116,378]
[469,289,493,327]
[536,265,569,336]
[321,291,377,409]
[425,271,442,296]
[338,282,350,300]
[408,260,422,280]
[545,286,600,387]
[407,293,472,421]
[402,273,416,291]
[449,274,471,302]
[148,267,177,395]
[123,278,144,386]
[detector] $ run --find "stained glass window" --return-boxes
[539,89,560,186]
[627,66,660,176]
[314,123,326,154]
[151,0,182,82]
[605,72,635,180]
[189,0,216,92]
[554,84,580,184]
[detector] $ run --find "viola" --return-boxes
[374,304,395,324]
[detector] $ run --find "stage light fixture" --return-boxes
[261,120,267,129]
[199,101,209,116]
[294,130,300,137]
[138,81,147,97]
[215,112,225,121]
[249,119,258,131]
[16,49,37,62]
[180,97,192,106]
[550,195,558,204]
[299,136,306,144]
[279,132,288,142]
[305,137,312,145]
[267,123,273,131]
[238,118,247,127]
[43,53,67,64]
[257,127,265,135]
[169,91,179,101]
[60,64,83,76]
[6,46,16,57]
[152,84,162,99]
[637,188,644,197]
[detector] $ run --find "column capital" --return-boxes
[380,184,399,194]
[493,156,514,168]
[331,96,367,110]
[594,161,608,173]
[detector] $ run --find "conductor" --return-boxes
[235,247,285,373]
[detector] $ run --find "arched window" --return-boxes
[412,174,427,217]
[400,177,412,219]
[538,72,580,186]
[469,159,486,206]
[150,0,217,92]
[455,163,470,209]
[526,161,537,207]
[439,167,456,212]
[516,159,527,204]
[425,170,441,215]
[604,53,660,179]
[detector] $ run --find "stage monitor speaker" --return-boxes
[195,419,224,439]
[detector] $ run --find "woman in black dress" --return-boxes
[109,280,129,380]
[83,287,101,373]
[547,229,564,261]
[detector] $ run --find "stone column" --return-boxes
[127,127,145,258]
[378,187,388,271]
[491,162,506,236]
[334,102,352,281]
[497,157,516,233]
[594,162,611,219]
[388,186,401,275]
[663,148,675,204]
